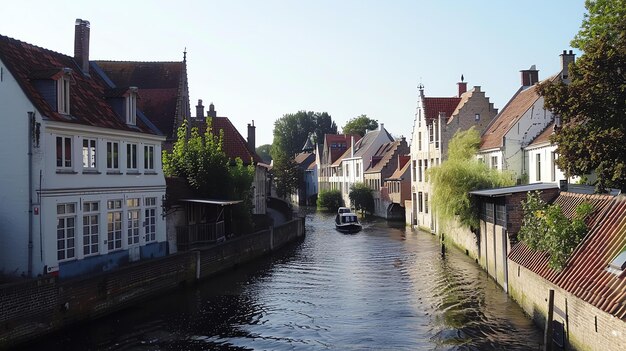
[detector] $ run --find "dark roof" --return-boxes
[365,140,406,173]
[509,192,626,318]
[0,34,156,134]
[190,116,262,165]
[423,97,462,120]
[469,183,559,197]
[527,122,555,148]
[294,152,315,170]
[94,61,187,138]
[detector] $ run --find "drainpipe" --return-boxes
[28,112,35,277]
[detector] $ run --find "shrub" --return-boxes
[317,190,343,211]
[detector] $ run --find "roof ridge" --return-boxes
[94,60,183,64]
[0,33,72,60]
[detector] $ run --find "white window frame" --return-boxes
[82,201,99,256]
[536,153,542,181]
[126,143,138,170]
[107,141,120,170]
[57,75,70,115]
[57,203,76,261]
[491,156,498,170]
[127,198,141,246]
[144,145,155,171]
[82,137,97,169]
[126,89,137,125]
[144,197,157,243]
[107,200,123,251]
[56,135,73,169]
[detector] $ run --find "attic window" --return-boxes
[606,250,626,275]
[126,87,138,125]
[57,70,71,115]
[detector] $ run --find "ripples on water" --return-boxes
[21,210,542,351]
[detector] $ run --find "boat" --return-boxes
[337,207,351,215]
[335,212,362,233]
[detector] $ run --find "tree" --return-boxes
[537,0,626,192]
[317,189,344,211]
[342,115,378,137]
[271,111,337,160]
[349,182,375,215]
[518,191,593,270]
[256,144,272,164]
[272,155,302,199]
[428,128,515,228]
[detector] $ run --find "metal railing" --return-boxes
[176,221,225,250]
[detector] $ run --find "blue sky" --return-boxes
[1,1,585,146]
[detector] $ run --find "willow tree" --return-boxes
[428,127,514,228]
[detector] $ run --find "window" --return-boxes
[82,138,97,169]
[418,132,422,151]
[144,145,155,171]
[57,203,76,261]
[418,160,423,182]
[475,113,480,121]
[551,152,556,182]
[491,156,498,170]
[127,198,140,246]
[56,136,72,169]
[126,143,137,170]
[126,88,137,125]
[424,193,429,214]
[83,201,99,256]
[429,124,434,143]
[346,164,349,177]
[418,192,423,213]
[536,153,542,181]
[57,75,70,115]
[107,141,119,170]
[495,203,506,226]
[107,200,122,251]
[424,160,429,181]
[144,197,157,242]
[412,160,416,182]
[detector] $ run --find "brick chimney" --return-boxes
[195,99,205,118]
[560,50,576,82]
[457,74,467,97]
[74,19,90,76]
[207,103,216,118]
[520,65,539,86]
[247,120,256,151]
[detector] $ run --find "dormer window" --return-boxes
[126,87,138,125]
[57,69,72,115]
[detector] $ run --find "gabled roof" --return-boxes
[423,97,462,121]
[509,192,626,318]
[94,61,188,139]
[0,34,156,134]
[294,152,315,170]
[324,134,359,164]
[351,128,394,158]
[365,140,406,174]
[527,122,555,148]
[190,116,262,165]
[387,157,411,180]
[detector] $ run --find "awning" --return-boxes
[469,183,558,198]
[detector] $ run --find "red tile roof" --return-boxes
[0,35,156,134]
[94,61,188,139]
[190,117,262,165]
[423,97,461,120]
[509,192,626,318]
[324,134,360,164]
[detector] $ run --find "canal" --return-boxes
[23,210,543,350]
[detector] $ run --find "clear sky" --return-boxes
[1,0,585,147]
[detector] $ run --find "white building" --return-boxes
[408,80,498,229]
[330,125,394,207]
[0,20,167,278]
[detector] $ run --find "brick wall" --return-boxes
[508,261,626,351]
[0,217,305,348]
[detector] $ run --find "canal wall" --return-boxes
[508,261,626,351]
[0,217,305,349]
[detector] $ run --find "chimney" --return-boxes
[379,123,384,131]
[520,65,539,86]
[207,103,216,118]
[247,121,256,151]
[74,19,90,76]
[457,74,467,97]
[560,50,576,82]
[195,99,205,118]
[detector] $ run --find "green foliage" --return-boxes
[271,111,337,160]
[272,154,302,199]
[518,191,594,270]
[317,189,344,210]
[349,182,375,215]
[342,114,378,137]
[538,1,626,192]
[428,128,515,228]
[256,144,272,163]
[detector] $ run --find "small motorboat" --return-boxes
[337,207,351,215]
[335,212,362,233]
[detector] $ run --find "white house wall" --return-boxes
[0,58,36,276]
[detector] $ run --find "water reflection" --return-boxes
[21,210,542,350]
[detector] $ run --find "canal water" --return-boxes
[23,210,543,350]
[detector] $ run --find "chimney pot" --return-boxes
[247,121,256,151]
[207,103,216,118]
[195,99,205,118]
